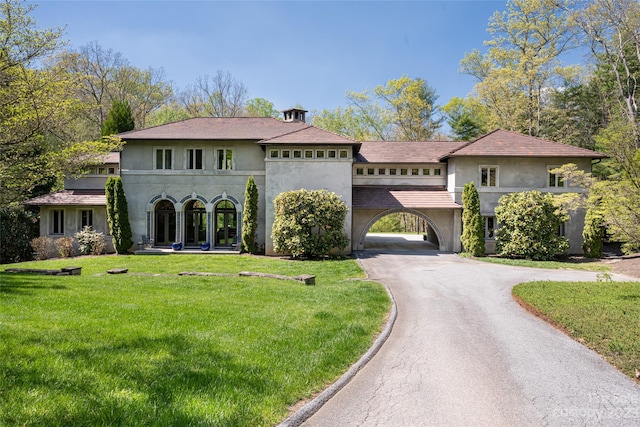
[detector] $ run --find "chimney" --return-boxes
[282,108,308,123]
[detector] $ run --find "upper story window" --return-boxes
[155,148,173,170]
[293,150,302,158]
[423,168,430,175]
[480,166,498,187]
[339,150,349,159]
[217,148,233,170]
[433,168,442,176]
[51,209,64,235]
[548,166,565,188]
[186,148,203,170]
[328,150,337,158]
[412,168,419,176]
[356,168,364,175]
[304,150,313,158]
[379,168,386,175]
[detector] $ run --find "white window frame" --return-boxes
[155,147,174,170]
[78,209,94,231]
[185,148,204,170]
[339,149,349,159]
[216,148,234,170]
[480,165,498,187]
[51,209,65,235]
[548,166,565,188]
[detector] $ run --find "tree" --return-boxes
[241,176,259,254]
[178,70,248,117]
[0,205,38,263]
[245,98,280,118]
[495,190,569,260]
[0,0,119,205]
[460,0,577,136]
[106,176,132,254]
[271,189,349,258]
[442,97,492,140]
[461,182,485,256]
[145,102,191,127]
[101,99,134,136]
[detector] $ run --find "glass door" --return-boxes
[215,201,237,247]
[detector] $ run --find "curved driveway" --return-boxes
[300,251,640,426]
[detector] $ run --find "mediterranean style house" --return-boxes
[27,108,605,255]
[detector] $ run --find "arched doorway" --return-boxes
[154,200,176,246]
[184,200,207,247]
[215,200,237,247]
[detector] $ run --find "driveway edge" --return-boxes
[277,256,397,427]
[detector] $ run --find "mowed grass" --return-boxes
[0,255,390,426]
[513,280,640,381]
[465,254,611,272]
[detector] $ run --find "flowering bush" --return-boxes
[75,226,106,255]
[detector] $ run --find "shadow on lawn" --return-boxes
[0,273,67,294]
[4,333,275,426]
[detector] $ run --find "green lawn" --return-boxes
[0,255,390,426]
[464,254,611,272]
[513,281,640,381]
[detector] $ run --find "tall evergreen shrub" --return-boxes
[241,176,259,253]
[113,177,133,254]
[461,182,485,256]
[102,100,135,136]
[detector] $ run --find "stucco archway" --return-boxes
[356,208,447,251]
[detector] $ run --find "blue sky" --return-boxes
[33,1,513,114]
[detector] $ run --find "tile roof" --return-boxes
[24,190,106,206]
[447,129,606,158]
[355,141,467,163]
[119,117,310,140]
[353,186,461,209]
[258,126,358,146]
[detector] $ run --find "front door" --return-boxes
[155,200,176,246]
[215,200,237,247]
[185,200,207,246]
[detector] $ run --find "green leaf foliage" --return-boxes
[271,189,349,258]
[101,99,135,136]
[106,177,132,254]
[495,190,569,261]
[241,176,259,254]
[0,205,39,263]
[461,182,485,256]
[582,204,605,258]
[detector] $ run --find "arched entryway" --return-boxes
[214,200,237,247]
[184,200,207,247]
[356,208,446,251]
[154,200,176,246]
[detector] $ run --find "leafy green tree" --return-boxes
[0,205,39,263]
[101,99,134,136]
[245,98,280,118]
[461,182,485,256]
[272,189,349,258]
[145,103,191,127]
[241,176,259,254]
[495,190,569,260]
[460,0,576,136]
[106,177,132,254]
[312,106,377,141]
[582,204,605,258]
[442,97,492,140]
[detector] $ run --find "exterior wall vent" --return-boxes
[282,108,308,123]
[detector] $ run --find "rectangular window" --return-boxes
[433,168,441,176]
[52,209,64,235]
[107,167,117,175]
[484,216,496,239]
[270,149,279,158]
[217,149,233,170]
[367,168,375,175]
[400,168,408,175]
[155,148,173,170]
[328,150,337,158]
[186,148,203,170]
[293,150,302,158]
[389,168,397,175]
[98,167,106,175]
[412,168,419,176]
[339,150,348,159]
[282,150,291,158]
[316,150,325,158]
[378,168,386,175]
[548,167,565,188]
[80,210,93,229]
[304,150,314,158]
[356,168,364,175]
[480,166,498,187]
[423,168,430,175]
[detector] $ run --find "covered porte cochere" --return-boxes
[351,186,462,252]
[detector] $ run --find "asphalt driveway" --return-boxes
[292,251,640,426]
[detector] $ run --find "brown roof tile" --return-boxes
[447,129,606,158]
[119,117,310,140]
[258,126,358,146]
[353,186,461,209]
[356,141,467,163]
[24,190,106,206]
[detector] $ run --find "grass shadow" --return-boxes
[0,273,68,294]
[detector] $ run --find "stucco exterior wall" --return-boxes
[264,148,353,255]
[448,156,592,254]
[353,163,448,187]
[120,139,267,248]
[38,205,114,254]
